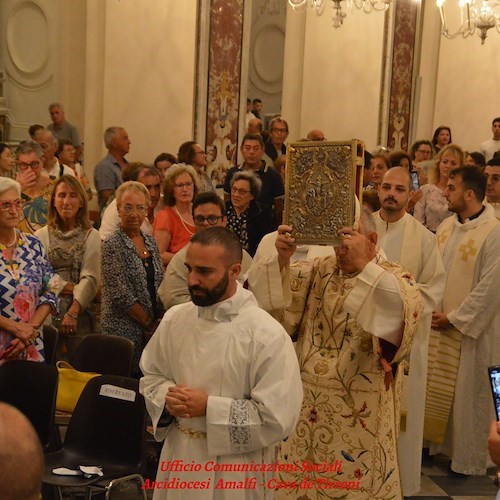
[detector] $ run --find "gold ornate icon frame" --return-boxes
[284,140,364,245]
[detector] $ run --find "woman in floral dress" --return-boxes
[0,178,58,365]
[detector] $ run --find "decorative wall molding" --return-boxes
[4,0,54,90]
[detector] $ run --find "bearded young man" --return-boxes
[139,226,302,500]
[425,166,500,475]
[372,167,445,496]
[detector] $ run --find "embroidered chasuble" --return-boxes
[425,210,498,443]
[272,255,422,499]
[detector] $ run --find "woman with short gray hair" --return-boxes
[226,171,273,256]
[101,181,164,376]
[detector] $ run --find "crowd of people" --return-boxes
[1,102,500,499]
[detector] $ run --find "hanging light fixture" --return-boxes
[436,0,500,44]
[288,0,391,28]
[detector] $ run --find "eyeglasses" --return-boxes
[175,182,194,189]
[417,149,431,154]
[17,161,41,170]
[194,151,206,156]
[231,187,251,195]
[0,199,25,211]
[271,128,288,133]
[120,204,148,215]
[193,214,223,225]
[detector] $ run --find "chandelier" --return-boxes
[288,0,391,28]
[437,0,500,44]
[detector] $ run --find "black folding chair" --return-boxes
[0,359,58,450]
[70,334,134,376]
[43,375,147,500]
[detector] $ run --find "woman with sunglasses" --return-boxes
[0,178,58,365]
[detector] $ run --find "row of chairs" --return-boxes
[0,333,148,499]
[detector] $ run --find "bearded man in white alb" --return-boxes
[373,167,445,496]
[140,226,302,499]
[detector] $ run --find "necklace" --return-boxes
[173,206,195,235]
[1,230,17,248]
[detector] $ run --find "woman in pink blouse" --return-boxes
[413,144,465,232]
[153,164,199,266]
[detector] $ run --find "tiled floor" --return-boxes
[407,454,499,500]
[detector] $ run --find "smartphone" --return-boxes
[410,171,420,191]
[488,365,500,420]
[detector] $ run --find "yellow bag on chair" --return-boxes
[56,361,100,413]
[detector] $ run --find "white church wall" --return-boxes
[433,35,500,153]
[95,0,198,168]
[282,5,386,150]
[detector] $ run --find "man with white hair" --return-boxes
[34,128,75,179]
[94,126,131,210]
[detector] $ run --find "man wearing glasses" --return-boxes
[265,116,289,162]
[34,129,75,179]
[158,191,252,309]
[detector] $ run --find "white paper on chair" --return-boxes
[99,384,136,402]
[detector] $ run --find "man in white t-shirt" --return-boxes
[480,116,500,162]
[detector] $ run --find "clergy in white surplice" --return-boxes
[139,227,303,500]
[373,167,445,497]
[424,166,500,475]
[250,211,423,499]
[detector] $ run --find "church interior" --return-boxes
[0,0,499,499]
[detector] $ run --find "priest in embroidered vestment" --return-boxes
[425,166,500,475]
[251,210,423,499]
[140,227,303,500]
